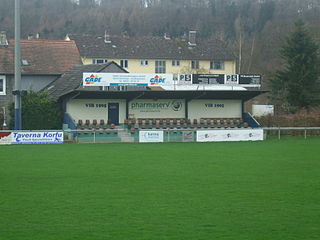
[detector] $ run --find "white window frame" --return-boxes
[191,60,199,69]
[210,61,225,70]
[140,60,149,66]
[155,60,166,73]
[120,59,128,68]
[172,60,180,67]
[0,75,6,95]
[92,59,108,64]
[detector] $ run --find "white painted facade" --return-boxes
[67,98,243,123]
[188,99,242,120]
[66,99,126,123]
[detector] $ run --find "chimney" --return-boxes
[164,32,171,40]
[104,31,111,44]
[188,30,197,46]
[0,31,8,46]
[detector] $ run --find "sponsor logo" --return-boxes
[144,132,160,139]
[85,74,102,85]
[171,101,182,111]
[0,132,11,139]
[150,75,166,85]
[12,132,63,144]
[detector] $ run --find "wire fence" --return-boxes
[64,127,320,143]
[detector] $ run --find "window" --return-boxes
[140,60,149,66]
[21,59,29,66]
[0,76,6,95]
[210,61,225,70]
[155,60,166,73]
[191,60,199,69]
[92,59,108,64]
[120,59,128,68]
[172,60,180,67]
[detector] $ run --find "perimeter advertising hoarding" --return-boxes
[0,132,12,145]
[11,131,64,144]
[83,73,174,87]
[197,129,264,142]
[139,131,164,143]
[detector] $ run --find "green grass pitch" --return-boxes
[0,139,320,240]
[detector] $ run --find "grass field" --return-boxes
[0,139,320,240]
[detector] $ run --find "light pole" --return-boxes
[2,106,7,129]
[14,0,22,130]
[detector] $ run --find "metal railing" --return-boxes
[263,127,320,140]
[2,127,320,144]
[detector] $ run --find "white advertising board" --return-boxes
[139,131,164,143]
[11,132,64,144]
[0,132,12,145]
[197,129,264,142]
[83,73,174,87]
[129,99,185,119]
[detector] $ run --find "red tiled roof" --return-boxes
[0,39,82,75]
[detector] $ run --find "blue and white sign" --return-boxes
[83,73,174,87]
[12,131,64,144]
[139,131,164,143]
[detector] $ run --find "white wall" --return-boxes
[128,99,185,119]
[66,98,243,123]
[188,99,242,120]
[66,99,126,123]
[252,105,274,117]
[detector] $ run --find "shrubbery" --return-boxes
[256,109,320,127]
[9,91,62,130]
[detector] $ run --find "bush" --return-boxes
[256,109,320,127]
[9,91,62,130]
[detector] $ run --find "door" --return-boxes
[108,103,119,125]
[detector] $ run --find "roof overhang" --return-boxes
[61,90,267,102]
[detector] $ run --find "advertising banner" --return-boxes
[83,73,174,87]
[189,74,261,87]
[182,131,194,142]
[239,74,261,85]
[176,74,193,85]
[139,131,164,143]
[11,131,64,144]
[197,129,264,142]
[0,132,12,145]
[191,74,224,85]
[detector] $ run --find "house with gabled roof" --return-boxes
[66,31,237,75]
[0,31,82,123]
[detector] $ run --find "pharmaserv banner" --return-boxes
[11,131,64,144]
[197,129,264,142]
[83,73,174,87]
[176,74,261,87]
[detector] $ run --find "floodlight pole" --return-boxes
[14,0,22,130]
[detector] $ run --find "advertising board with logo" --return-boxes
[0,132,12,145]
[83,73,174,87]
[11,131,64,144]
[139,131,164,143]
[197,129,264,142]
[129,99,185,118]
[177,74,261,87]
[183,131,194,142]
